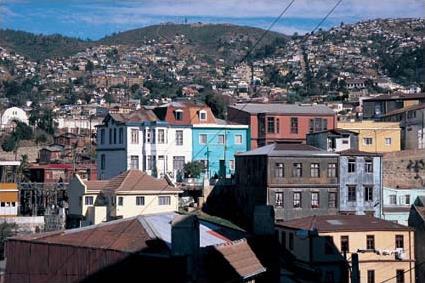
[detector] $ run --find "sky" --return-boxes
[0,0,424,39]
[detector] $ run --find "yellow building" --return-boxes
[338,121,401,153]
[0,160,20,217]
[276,215,415,283]
[68,170,182,226]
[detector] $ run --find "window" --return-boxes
[267,117,275,133]
[328,163,337,178]
[159,196,171,205]
[365,159,373,173]
[290,117,298,134]
[396,270,405,283]
[85,196,94,205]
[293,163,302,177]
[348,158,356,173]
[158,129,165,144]
[173,156,185,171]
[367,270,375,283]
[275,163,284,178]
[151,129,156,144]
[309,118,328,133]
[119,128,123,144]
[176,130,183,145]
[113,128,117,144]
[131,129,139,144]
[311,192,319,208]
[281,231,286,246]
[218,135,225,144]
[100,129,105,144]
[276,118,280,133]
[293,192,301,208]
[109,128,112,144]
[328,192,337,208]
[404,195,411,205]
[100,154,106,170]
[146,130,151,143]
[367,235,375,250]
[310,163,320,178]
[396,235,404,249]
[130,156,139,169]
[363,137,373,145]
[175,110,183,120]
[348,186,356,202]
[275,192,283,207]
[147,156,156,170]
[289,233,294,250]
[389,194,397,205]
[199,110,207,121]
[235,135,243,144]
[385,138,392,145]
[118,197,123,206]
[199,134,207,144]
[341,236,349,252]
[364,186,373,202]
[229,160,235,171]
[136,196,145,206]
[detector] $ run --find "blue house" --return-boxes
[192,121,249,178]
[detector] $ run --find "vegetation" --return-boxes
[184,161,204,178]
[0,222,17,259]
[1,121,33,160]
[203,93,227,119]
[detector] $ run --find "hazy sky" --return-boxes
[0,0,424,39]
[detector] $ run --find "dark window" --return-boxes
[311,192,319,208]
[130,156,139,169]
[365,186,374,202]
[389,194,397,205]
[348,186,356,202]
[136,196,145,206]
[310,163,320,177]
[113,128,117,144]
[396,235,404,249]
[281,231,286,247]
[158,129,165,144]
[291,117,298,134]
[275,192,284,207]
[367,235,375,250]
[396,270,405,283]
[293,192,302,208]
[100,129,105,144]
[159,196,171,205]
[267,117,275,133]
[275,163,284,178]
[100,154,106,170]
[293,163,302,177]
[341,236,349,252]
[328,192,337,208]
[328,163,337,178]
[289,233,294,250]
[173,156,185,171]
[348,158,356,173]
[109,128,112,144]
[118,197,123,206]
[276,118,280,133]
[85,196,94,205]
[176,130,183,145]
[175,110,183,120]
[365,159,373,173]
[119,128,123,144]
[367,270,375,283]
[309,119,314,133]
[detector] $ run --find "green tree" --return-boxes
[14,121,33,140]
[204,93,227,119]
[1,134,19,160]
[184,161,204,178]
[17,154,30,182]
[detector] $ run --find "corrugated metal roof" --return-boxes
[229,103,335,115]
[237,143,339,157]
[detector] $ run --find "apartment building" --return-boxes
[0,160,20,217]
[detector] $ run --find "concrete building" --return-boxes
[338,121,401,153]
[276,215,415,283]
[408,196,425,282]
[68,170,181,227]
[0,160,20,217]
[0,107,29,130]
[383,187,425,225]
[5,213,267,283]
[339,150,383,217]
[227,103,336,148]
[235,143,339,224]
[306,129,358,152]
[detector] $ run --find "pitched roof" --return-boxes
[213,239,266,279]
[107,108,158,124]
[229,103,335,115]
[83,170,181,193]
[237,143,339,157]
[364,92,425,102]
[276,215,411,232]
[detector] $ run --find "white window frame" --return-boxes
[199,110,207,121]
[199,134,207,144]
[385,137,392,145]
[158,196,171,206]
[234,134,243,144]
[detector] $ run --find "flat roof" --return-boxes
[236,143,339,157]
[229,103,335,115]
[363,93,425,102]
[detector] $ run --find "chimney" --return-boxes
[172,214,200,281]
[253,205,275,236]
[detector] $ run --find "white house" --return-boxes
[96,108,192,180]
[0,107,29,129]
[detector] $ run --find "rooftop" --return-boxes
[339,149,382,157]
[236,143,339,157]
[276,215,411,232]
[229,103,335,115]
[383,103,425,117]
[364,92,425,102]
[338,120,400,129]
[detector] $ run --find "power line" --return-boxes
[311,0,343,34]
[379,260,425,283]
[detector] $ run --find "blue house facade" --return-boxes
[192,122,249,178]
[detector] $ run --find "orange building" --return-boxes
[0,160,20,216]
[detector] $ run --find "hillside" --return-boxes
[0,24,287,62]
[0,29,90,61]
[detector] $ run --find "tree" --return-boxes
[0,222,17,259]
[14,121,33,140]
[1,134,19,160]
[86,60,94,73]
[204,93,227,119]
[17,154,30,182]
[184,161,204,178]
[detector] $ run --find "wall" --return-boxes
[339,155,382,217]
[114,193,179,218]
[192,126,248,178]
[408,207,425,282]
[382,187,425,225]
